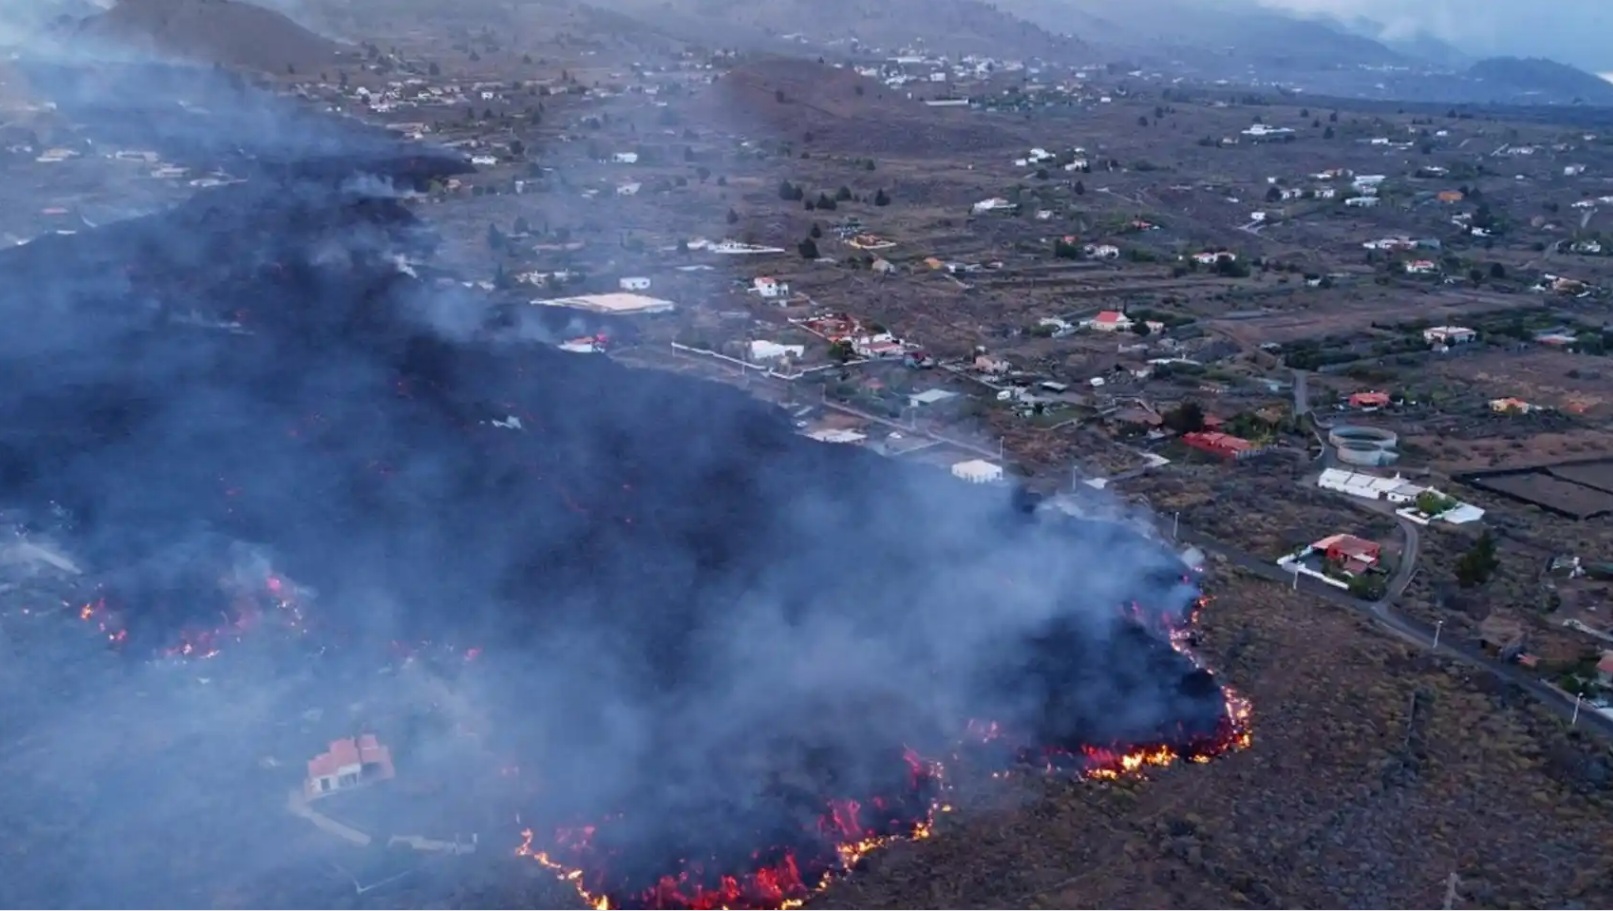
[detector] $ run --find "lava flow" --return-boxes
[518,592,1255,911]
[519,748,947,911]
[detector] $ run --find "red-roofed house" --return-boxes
[1313,533,1381,575]
[1086,310,1134,332]
[1182,431,1260,460]
[305,735,395,800]
[1348,391,1391,409]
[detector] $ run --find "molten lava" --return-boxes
[517,593,1254,910]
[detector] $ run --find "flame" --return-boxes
[517,588,1254,910]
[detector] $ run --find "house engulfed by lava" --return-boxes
[305,735,396,800]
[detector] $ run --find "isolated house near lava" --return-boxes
[305,735,396,800]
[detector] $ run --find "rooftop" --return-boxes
[529,292,676,315]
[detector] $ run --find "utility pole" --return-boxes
[1291,563,1300,590]
[1442,872,1460,910]
[1572,692,1582,726]
[1172,511,1180,540]
[1432,619,1443,650]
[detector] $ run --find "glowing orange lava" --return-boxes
[517,593,1255,910]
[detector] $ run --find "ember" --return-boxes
[517,596,1254,911]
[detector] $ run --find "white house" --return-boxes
[1086,310,1133,332]
[1423,325,1476,345]
[616,181,642,195]
[753,276,790,299]
[748,340,805,360]
[470,155,497,166]
[1318,467,1423,504]
[1404,260,1438,275]
[1084,243,1120,259]
[618,276,652,291]
[611,152,639,164]
[972,197,1015,214]
[1192,251,1233,265]
[1345,196,1379,207]
[951,459,1005,484]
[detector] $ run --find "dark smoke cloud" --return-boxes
[0,47,1221,910]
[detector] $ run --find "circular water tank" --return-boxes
[1329,425,1399,466]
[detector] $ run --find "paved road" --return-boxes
[1172,520,1613,740]
[649,343,1613,739]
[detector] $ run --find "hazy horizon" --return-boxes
[1255,0,1609,72]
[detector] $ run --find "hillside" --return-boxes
[64,0,343,74]
[591,0,1087,62]
[997,0,1406,70]
[697,56,1013,156]
[1467,56,1613,106]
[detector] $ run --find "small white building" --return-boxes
[1318,467,1423,504]
[951,459,1005,484]
[1345,196,1379,207]
[611,152,639,164]
[749,340,805,360]
[753,276,790,299]
[618,276,652,291]
[470,155,497,166]
[908,389,959,408]
[1084,243,1120,259]
[972,197,1015,214]
[1423,325,1476,345]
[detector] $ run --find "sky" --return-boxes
[1255,0,1611,72]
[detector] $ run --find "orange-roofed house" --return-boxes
[1181,430,1261,461]
[1087,310,1134,332]
[1597,651,1613,687]
[1348,390,1390,409]
[1313,533,1381,575]
[305,734,395,800]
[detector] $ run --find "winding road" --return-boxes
[1172,515,1613,740]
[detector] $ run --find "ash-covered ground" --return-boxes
[0,62,1230,909]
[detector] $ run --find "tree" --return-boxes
[809,223,822,238]
[828,340,855,362]
[1074,180,1085,195]
[1138,115,1150,128]
[513,216,530,235]
[486,222,505,250]
[775,89,787,103]
[1131,320,1152,337]
[778,179,796,201]
[835,185,852,201]
[1455,530,1500,588]
[1415,491,1456,517]
[510,139,526,158]
[429,62,441,76]
[1348,573,1387,601]
[816,192,837,210]
[1323,126,1335,139]
[873,188,891,206]
[1163,400,1206,434]
[1329,110,1339,122]
[1489,261,1506,279]
[1265,185,1283,203]
[797,237,820,260]
[726,208,738,224]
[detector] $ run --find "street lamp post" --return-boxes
[1572,693,1582,727]
[1172,511,1180,540]
[1432,619,1443,650]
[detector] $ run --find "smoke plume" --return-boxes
[0,48,1227,911]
